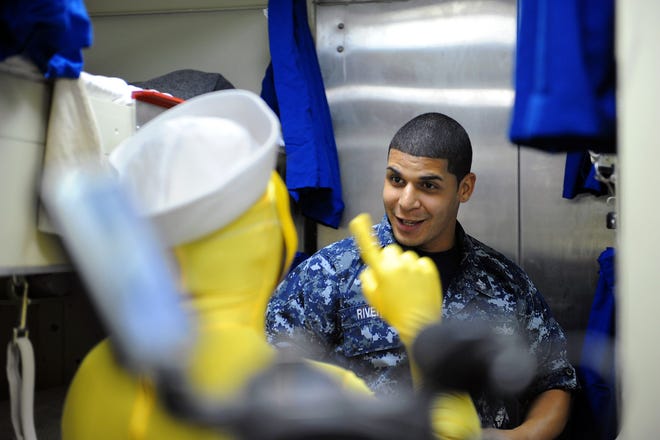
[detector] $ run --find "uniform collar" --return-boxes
[455,223,498,299]
[377,215,495,298]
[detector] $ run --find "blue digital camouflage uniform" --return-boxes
[265,215,578,429]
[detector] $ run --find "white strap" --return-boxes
[7,341,24,440]
[6,336,38,440]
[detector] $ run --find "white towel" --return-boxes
[38,76,103,233]
[80,71,143,105]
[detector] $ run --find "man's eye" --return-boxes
[390,175,403,184]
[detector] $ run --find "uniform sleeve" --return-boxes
[265,253,341,361]
[521,282,578,402]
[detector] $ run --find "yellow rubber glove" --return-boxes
[350,213,482,440]
[430,392,483,440]
[349,213,442,348]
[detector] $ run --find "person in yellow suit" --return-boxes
[60,89,480,440]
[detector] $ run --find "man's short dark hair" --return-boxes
[388,112,473,182]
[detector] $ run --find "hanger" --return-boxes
[589,151,617,229]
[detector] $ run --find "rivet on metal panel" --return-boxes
[337,45,344,53]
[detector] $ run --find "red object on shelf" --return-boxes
[132,90,185,108]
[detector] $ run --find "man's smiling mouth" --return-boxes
[397,217,423,227]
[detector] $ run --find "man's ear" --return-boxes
[458,172,476,203]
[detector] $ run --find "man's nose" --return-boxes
[398,184,421,210]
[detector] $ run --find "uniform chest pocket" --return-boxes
[338,304,402,357]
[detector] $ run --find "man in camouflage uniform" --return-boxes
[266,112,578,438]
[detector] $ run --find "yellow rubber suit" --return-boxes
[61,87,481,440]
[350,214,483,440]
[61,173,370,440]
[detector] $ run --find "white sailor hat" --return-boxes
[109,89,281,246]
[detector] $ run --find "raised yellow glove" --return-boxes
[351,213,481,439]
[430,392,482,440]
[349,213,442,348]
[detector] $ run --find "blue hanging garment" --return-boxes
[261,0,345,229]
[562,151,607,199]
[509,0,616,153]
[574,247,618,439]
[0,0,92,78]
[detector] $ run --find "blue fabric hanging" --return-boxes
[0,0,92,78]
[574,247,618,439]
[261,0,345,229]
[509,0,616,153]
[562,151,607,199]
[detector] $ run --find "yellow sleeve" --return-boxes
[306,360,375,396]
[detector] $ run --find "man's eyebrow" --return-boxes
[386,166,444,181]
[419,174,444,182]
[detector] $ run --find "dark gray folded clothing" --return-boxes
[131,69,235,100]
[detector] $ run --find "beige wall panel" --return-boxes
[0,72,67,274]
[84,8,270,94]
[617,0,660,437]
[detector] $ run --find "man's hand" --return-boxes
[349,213,442,347]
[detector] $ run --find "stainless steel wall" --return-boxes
[314,0,616,339]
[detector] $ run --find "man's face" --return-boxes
[382,149,475,253]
